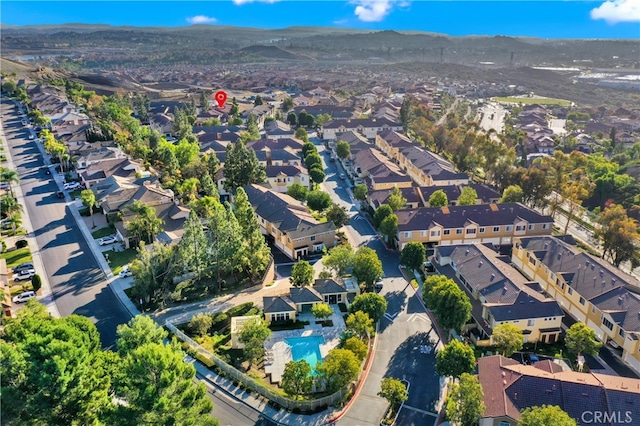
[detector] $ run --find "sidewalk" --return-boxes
[1,124,60,318]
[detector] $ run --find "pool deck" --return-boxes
[264,306,345,383]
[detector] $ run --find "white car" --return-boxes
[119,266,132,278]
[98,235,118,246]
[12,291,36,303]
[13,269,35,282]
[63,182,81,191]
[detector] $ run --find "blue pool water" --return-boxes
[285,335,325,371]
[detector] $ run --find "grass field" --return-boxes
[91,226,115,239]
[0,247,32,269]
[104,248,137,275]
[492,96,572,107]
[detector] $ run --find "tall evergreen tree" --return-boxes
[178,210,208,279]
[234,187,271,281]
[223,141,266,192]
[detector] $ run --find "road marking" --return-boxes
[384,312,398,321]
[401,405,438,417]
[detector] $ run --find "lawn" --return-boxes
[104,248,137,275]
[91,226,115,239]
[492,96,572,107]
[0,247,32,269]
[69,190,82,199]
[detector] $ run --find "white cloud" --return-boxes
[352,0,394,22]
[232,0,279,5]
[186,15,217,25]
[590,0,640,24]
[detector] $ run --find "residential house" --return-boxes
[418,184,501,207]
[367,186,422,210]
[100,179,175,215]
[149,113,174,137]
[241,104,276,128]
[395,203,553,250]
[116,200,189,249]
[321,118,403,141]
[264,120,295,139]
[477,355,640,426]
[512,235,640,375]
[435,243,563,345]
[244,184,336,260]
[76,146,126,170]
[293,105,357,120]
[80,158,142,188]
[353,147,412,191]
[331,130,372,154]
[263,279,349,323]
[264,165,310,193]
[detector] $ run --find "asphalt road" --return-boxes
[312,138,442,426]
[2,97,131,349]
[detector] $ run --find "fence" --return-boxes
[167,322,347,412]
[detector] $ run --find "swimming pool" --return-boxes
[285,335,325,371]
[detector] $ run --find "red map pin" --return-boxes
[214,90,227,108]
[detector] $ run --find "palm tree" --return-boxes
[126,200,164,245]
[0,167,19,197]
[80,189,97,228]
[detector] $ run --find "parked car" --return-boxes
[339,173,345,179]
[13,262,34,273]
[13,269,36,282]
[375,280,384,291]
[41,167,51,175]
[423,261,435,273]
[98,235,118,246]
[63,182,81,191]
[119,266,132,278]
[12,291,36,303]
[56,191,65,198]
[0,182,10,190]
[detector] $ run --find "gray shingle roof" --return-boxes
[263,296,297,313]
[289,287,323,304]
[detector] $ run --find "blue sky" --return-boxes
[2,1,639,39]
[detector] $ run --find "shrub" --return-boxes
[227,302,254,317]
[31,274,42,292]
[15,239,28,249]
[1,240,6,253]
[188,312,213,337]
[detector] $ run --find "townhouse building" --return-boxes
[244,184,336,260]
[395,203,553,250]
[435,243,564,345]
[321,118,402,141]
[512,235,640,375]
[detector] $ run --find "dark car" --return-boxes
[41,167,51,175]
[56,191,64,198]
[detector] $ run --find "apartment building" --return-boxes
[512,235,640,375]
[395,203,553,250]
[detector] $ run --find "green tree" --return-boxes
[126,200,164,245]
[304,152,323,170]
[387,187,407,211]
[446,373,485,426]
[206,203,244,290]
[239,317,271,367]
[343,336,368,361]
[326,203,349,227]
[379,213,398,245]
[189,312,213,337]
[229,97,239,116]
[428,189,449,207]
[200,171,217,197]
[281,360,313,399]
[350,292,388,322]
[346,311,374,340]
[31,274,42,292]
[425,278,472,333]
[353,184,368,203]
[353,246,383,290]
[233,187,271,281]
[317,348,360,392]
[118,342,217,425]
[254,95,264,106]
[116,315,168,355]
[1,303,112,426]
[312,303,333,320]
[307,190,332,211]
[223,140,266,192]
[301,141,317,159]
[519,405,576,426]
[373,204,393,228]
[200,91,210,109]
[596,204,640,267]
[501,184,524,203]
[336,141,351,160]
[492,323,524,357]
[291,260,315,287]
[295,127,309,143]
[323,244,354,277]
[281,97,294,112]
[309,165,326,184]
[129,242,177,308]
[246,113,260,139]
[435,339,476,378]
[80,189,97,228]
[286,182,309,201]
[378,377,408,408]
[287,112,298,126]
[316,113,332,126]
[400,241,426,271]
[458,186,478,206]
[565,323,602,357]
